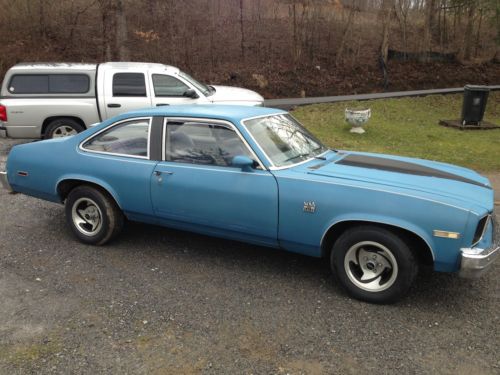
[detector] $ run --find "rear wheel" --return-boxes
[330,226,418,304]
[65,185,123,245]
[45,118,84,139]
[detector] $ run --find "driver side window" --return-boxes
[152,74,190,97]
[165,122,254,167]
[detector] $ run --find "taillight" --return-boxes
[0,105,7,122]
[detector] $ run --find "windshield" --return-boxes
[243,114,328,168]
[179,71,213,96]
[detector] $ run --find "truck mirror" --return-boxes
[183,89,199,99]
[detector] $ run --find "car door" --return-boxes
[150,118,279,247]
[103,71,152,119]
[79,117,158,217]
[149,73,205,107]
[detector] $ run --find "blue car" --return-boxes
[1,105,498,303]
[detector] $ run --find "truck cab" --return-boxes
[0,62,263,139]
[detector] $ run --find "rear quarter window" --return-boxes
[8,74,90,94]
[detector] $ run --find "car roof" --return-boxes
[122,105,286,123]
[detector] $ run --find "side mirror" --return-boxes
[231,155,254,171]
[183,89,199,99]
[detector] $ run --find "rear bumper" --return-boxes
[0,125,6,138]
[459,245,499,278]
[0,171,12,192]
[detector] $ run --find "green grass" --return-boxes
[293,92,500,172]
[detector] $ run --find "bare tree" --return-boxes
[240,0,245,59]
[335,4,357,66]
[463,1,476,60]
[395,0,411,57]
[115,0,129,60]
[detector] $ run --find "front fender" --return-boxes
[320,213,436,261]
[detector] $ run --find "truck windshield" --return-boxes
[179,71,213,96]
[243,114,329,168]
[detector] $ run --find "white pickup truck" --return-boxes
[0,62,264,139]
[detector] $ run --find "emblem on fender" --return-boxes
[303,201,316,213]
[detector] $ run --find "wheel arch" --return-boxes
[321,220,434,266]
[56,177,122,209]
[42,116,86,136]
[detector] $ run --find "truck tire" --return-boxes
[45,118,85,139]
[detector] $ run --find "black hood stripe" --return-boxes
[336,154,491,189]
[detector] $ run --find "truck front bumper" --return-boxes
[459,245,499,278]
[0,171,12,192]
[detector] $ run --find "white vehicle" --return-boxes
[0,62,264,139]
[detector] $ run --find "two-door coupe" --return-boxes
[1,105,498,303]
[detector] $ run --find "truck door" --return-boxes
[149,73,205,107]
[103,70,153,119]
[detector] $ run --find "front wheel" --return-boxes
[65,185,123,245]
[330,226,418,304]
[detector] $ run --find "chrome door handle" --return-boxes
[154,170,173,176]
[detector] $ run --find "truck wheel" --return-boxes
[330,225,418,304]
[65,185,123,245]
[45,118,85,139]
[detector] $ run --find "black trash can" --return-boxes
[461,85,490,126]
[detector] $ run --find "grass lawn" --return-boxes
[293,91,500,172]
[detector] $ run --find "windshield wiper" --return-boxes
[284,153,310,162]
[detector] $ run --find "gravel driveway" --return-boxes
[0,138,499,374]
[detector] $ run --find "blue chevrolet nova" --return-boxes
[1,105,498,303]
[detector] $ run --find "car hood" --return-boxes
[293,151,494,212]
[209,85,264,104]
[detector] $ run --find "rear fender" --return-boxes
[56,174,122,209]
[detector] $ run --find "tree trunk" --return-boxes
[115,0,129,60]
[463,2,475,61]
[379,0,393,90]
[474,8,483,58]
[422,0,436,61]
[495,0,500,61]
[38,0,46,40]
[335,6,356,66]
[239,0,245,59]
[292,3,300,65]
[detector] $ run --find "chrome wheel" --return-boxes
[52,125,78,138]
[71,197,103,236]
[344,241,398,292]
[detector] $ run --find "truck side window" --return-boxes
[9,74,89,94]
[152,74,189,97]
[112,73,146,97]
[49,75,89,93]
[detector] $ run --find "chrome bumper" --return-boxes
[459,245,499,278]
[0,171,12,192]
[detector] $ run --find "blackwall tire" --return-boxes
[330,225,418,304]
[65,185,123,245]
[45,118,85,139]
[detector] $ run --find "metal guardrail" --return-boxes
[264,85,500,109]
